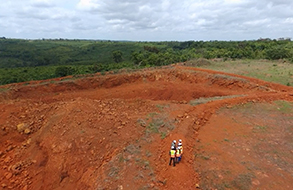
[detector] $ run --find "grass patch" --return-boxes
[189,95,243,106]
[197,60,293,86]
[142,112,175,140]
[252,125,268,133]
[195,153,210,160]
[231,173,254,190]
[108,166,119,178]
[156,104,170,111]
[224,138,230,142]
[125,144,140,155]
[274,100,293,113]
[0,88,9,92]
[145,150,152,157]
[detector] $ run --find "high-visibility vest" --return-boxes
[170,150,176,158]
[176,149,181,157]
[179,146,183,154]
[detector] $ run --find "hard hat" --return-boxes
[179,139,182,142]
[173,140,176,143]
[171,146,174,149]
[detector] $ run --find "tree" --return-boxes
[112,50,123,63]
[55,66,75,77]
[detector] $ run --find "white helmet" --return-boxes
[179,139,182,143]
[173,140,176,143]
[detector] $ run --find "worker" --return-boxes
[169,146,176,166]
[178,139,182,147]
[171,140,176,149]
[177,139,183,161]
[176,146,182,163]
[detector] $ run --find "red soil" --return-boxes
[0,65,292,190]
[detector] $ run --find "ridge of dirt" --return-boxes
[0,66,292,190]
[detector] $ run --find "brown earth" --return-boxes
[0,65,292,190]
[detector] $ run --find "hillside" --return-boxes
[1,38,293,86]
[0,65,292,189]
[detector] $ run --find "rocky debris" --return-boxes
[16,123,31,134]
[17,123,27,132]
[24,128,31,134]
[6,145,15,152]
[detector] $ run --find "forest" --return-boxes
[0,38,292,85]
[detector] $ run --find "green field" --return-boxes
[192,59,293,86]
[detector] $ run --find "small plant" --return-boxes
[202,155,210,160]
[108,166,119,178]
[274,100,292,113]
[0,88,9,92]
[231,173,254,190]
[160,132,167,139]
[145,150,152,157]
[253,125,267,133]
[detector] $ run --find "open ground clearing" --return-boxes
[0,65,292,190]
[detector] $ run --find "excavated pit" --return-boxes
[0,65,292,190]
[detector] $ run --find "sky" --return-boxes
[1,0,293,41]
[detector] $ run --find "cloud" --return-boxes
[0,0,293,40]
[30,0,55,8]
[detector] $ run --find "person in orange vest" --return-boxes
[169,146,176,166]
[176,146,182,163]
[177,139,183,162]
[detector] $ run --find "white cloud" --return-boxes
[30,0,55,8]
[0,0,293,40]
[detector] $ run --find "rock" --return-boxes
[6,146,13,152]
[24,129,31,134]
[196,183,200,188]
[17,123,26,132]
[26,138,31,145]
[4,156,11,163]
[1,183,7,188]
[5,172,13,179]
[252,179,260,186]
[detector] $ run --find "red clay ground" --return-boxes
[0,65,292,190]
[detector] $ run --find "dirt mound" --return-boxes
[0,66,292,190]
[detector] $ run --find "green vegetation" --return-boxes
[138,111,175,140]
[145,112,175,139]
[274,100,293,113]
[189,95,243,106]
[1,38,293,85]
[195,59,293,86]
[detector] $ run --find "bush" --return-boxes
[55,66,76,77]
